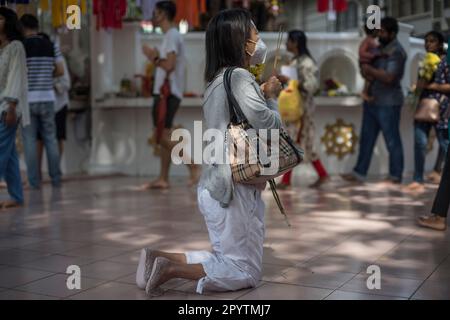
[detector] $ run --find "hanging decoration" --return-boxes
[93,0,127,30]
[175,0,206,30]
[317,0,348,13]
[321,118,358,160]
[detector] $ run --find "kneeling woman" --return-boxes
[136,9,282,295]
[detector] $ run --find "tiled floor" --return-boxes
[0,175,449,300]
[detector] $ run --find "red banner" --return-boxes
[317,0,348,13]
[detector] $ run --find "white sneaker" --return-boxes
[146,257,171,297]
[136,249,157,289]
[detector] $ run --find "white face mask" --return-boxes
[247,38,268,65]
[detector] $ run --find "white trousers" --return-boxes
[185,184,266,294]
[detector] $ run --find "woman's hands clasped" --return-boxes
[261,76,282,99]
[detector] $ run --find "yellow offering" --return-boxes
[418,52,441,82]
[408,52,442,110]
[278,80,303,123]
[249,64,266,82]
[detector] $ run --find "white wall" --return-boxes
[88,24,431,180]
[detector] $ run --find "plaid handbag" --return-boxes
[224,67,304,185]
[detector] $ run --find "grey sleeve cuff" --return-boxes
[266,98,279,111]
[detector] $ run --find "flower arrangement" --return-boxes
[418,52,441,82]
[322,78,349,97]
[407,52,442,109]
[249,64,266,83]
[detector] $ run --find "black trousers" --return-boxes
[432,147,450,218]
[152,95,181,129]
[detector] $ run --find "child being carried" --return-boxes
[359,26,383,102]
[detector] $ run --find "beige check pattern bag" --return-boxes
[224,68,304,185]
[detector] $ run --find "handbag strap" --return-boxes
[223,67,248,125]
[269,179,291,227]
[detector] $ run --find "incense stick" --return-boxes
[273,26,284,75]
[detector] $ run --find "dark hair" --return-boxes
[20,13,39,30]
[381,17,399,35]
[204,9,253,83]
[288,30,313,60]
[155,1,177,21]
[425,31,446,55]
[0,7,24,42]
[425,31,445,45]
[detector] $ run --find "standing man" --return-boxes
[342,17,407,184]
[20,14,63,189]
[141,1,199,190]
[36,33,71,181]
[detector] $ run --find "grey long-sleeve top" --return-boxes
[199,68,282,208]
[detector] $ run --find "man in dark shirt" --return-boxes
[343,17,407,184]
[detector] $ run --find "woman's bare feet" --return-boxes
[418,215,447,231]
[403,182,425,193]
[139,179,170,191]
[0,201,22,210]
[341,173,363,184]
[427,171,441,184]
[150,180,170,189]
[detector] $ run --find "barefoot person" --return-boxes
[342,17,407,185]
[418,50,450,231]
[141,1,199,190]
[0,8,29,210]
[20,14,63,190]
[36,33,70,181]
[136,9,282,295]
[405,31,449,193]
[418,144,450,231]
